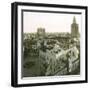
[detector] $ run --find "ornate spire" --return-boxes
[71,16,79,38]
[73,16,76,23]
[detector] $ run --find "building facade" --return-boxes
[37,27,46,39]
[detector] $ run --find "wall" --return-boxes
[0,0,89,89]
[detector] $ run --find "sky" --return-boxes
[23,11,81,33]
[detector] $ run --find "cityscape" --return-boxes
[22,16,80,77]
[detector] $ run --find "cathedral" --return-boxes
[36,16,80,76]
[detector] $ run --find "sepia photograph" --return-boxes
[11,2,87,87]
[22,11,81,77]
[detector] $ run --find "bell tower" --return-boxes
[71,16,79,38]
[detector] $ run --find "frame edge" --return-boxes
[11,2,88,87]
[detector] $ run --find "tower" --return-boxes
[37,27,45,39]
[71,16,79,38]
[37,27,46,50]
